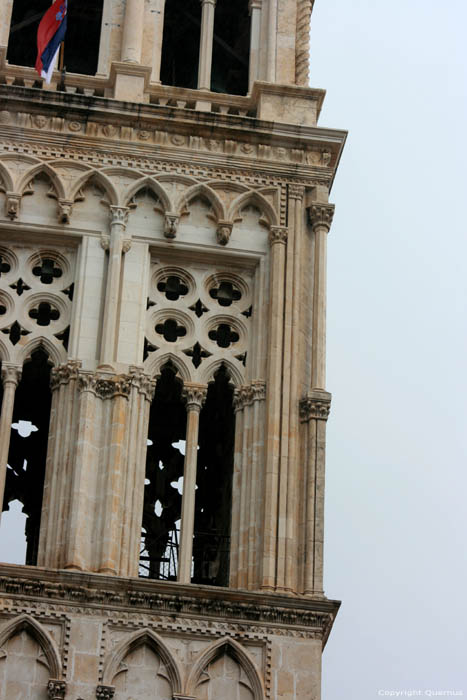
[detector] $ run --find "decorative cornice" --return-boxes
[308,204,335,233]
[299,391,332,422]
[269,226,288,246]
[47,680,66,700]
[1,364,22,387]
[50,361,82,391]
[0,566,339,643]
[96,686,115,700]
[182,383,208,411]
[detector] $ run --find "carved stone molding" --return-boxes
[96,686,115,700]
[1,364,22,387]
[47,680,66,699]
[289,184,305,201]
[183,383,208,411]
[308,204,335,233]
[128,366,156,402]
[57,199,73,224]
[50,361,82,391]
[299,391,332,422]
[269,226,288,246]
[78,373,132,400]
[216,221,233,246]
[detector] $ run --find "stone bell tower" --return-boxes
[0,0,346,698]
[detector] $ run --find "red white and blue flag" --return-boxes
[35,0,68,84]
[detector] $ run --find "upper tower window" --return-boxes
[211,0,250,95]
[7,0,104,76]
[160,0,202,90]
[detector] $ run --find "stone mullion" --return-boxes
[100,207,129,365]
[229,395,245,588]
[178,384,207,585]
[151,0,166,82]
[275,217,296,592]
[261,226,287,591]
[66,381,100,571]
[238,394,253,588]
[248,0,262,90]
[266,0,278,82]
[198,0,217,90]
[247,385,266,589]
[98,393,128,575]
[284,186,305,592]
[0,365,21,525]
[121,0,145,63]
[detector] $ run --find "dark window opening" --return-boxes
[160,0,201,90]
[211,0,250,95]
[140,363,186,580]
[1,349,52,566]
[7,0,104,76]
[193,364,234,587]
[140,363,235,587]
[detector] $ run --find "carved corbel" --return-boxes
[122,238,132,253]
[5,193,21,220]
[216,220,233,246]
[57,199,73,224]
[164,212,179,239]
[100,234,110,251]
[47,680,66,699]
[96,686,115,700]
[299,390,332,422]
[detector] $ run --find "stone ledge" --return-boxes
[0,564,340,646]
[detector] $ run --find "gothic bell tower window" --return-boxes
[160,0,202,90]
[7,0,104,76]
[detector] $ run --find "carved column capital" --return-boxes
[50,360,82,391]
[308,204,335,233]
[47,680,66,699]
[233,385,253,412]
[200,0,217,5]
[128,366,156,401]
[1,364,22,387]
[251,379,267,402]
[289,184,305,201]
[249,0,262,11]
[78,373,131,400]
[269,226,288,246]
[299,391,332,422]
[183,383,208,412]
[109,206,129,228]
[96,686,115,700]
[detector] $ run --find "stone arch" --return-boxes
[16,163,66,201]
[70,170,119,206]
[0,338,11,363]
[0,161,14,193]
[228,191,278,228]
[199,358,244,388]
[177,183,226,222]
[124,177,173,212]
[102,628,183,693]
[186,637,264,700]
[0,614,62,679]
[17,336,66,368]
[145,352,192,383]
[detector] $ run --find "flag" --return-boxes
[35,0,68,84]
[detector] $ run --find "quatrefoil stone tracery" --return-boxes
[32,258,63,284]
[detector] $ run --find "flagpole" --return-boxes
[58,41,66,91]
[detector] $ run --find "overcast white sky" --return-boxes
[310,1,467,698]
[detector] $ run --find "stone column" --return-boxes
[308,204,334,390]
[178,383,207,584]
[248,0,262,90]
[121,0,145,63]
[261,226,288,591]
[266,0,277,82]
[100,207,130,366]
[300,391,331,595]
[0,365,21,522]
[198,0,217,90]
